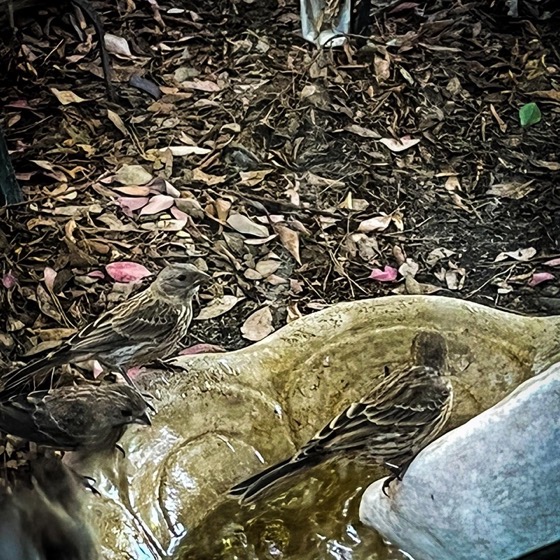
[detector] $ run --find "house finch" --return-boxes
[0,456,98,560]
[0,383,150,453]
[229,332,452,503]
[1,263,210,397]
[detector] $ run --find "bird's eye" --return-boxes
[121,409,133,417]
[177,274,187,281]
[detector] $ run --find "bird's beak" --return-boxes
[135,412,152,426]
[193,270,211,287]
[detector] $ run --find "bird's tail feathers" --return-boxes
[229,455,318,504]
[0,348,70,397]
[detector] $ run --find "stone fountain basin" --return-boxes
[77,295,560,559]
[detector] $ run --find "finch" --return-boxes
[0,456,98,560]
[0,383,150,453]
[229,332,452,503]
[2,263,210,397]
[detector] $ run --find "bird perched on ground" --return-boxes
[0,383,150,454]
[1,263,210,398]
[229,331,452,503]
[0,456,98,560]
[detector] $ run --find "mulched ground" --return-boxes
[1,0,559,359]
[0,0,558,554]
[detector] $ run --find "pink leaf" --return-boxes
[88,270,105,279]
[2,271,17,289]
[92,360,105,379]
[369,265,398,282]
[43,267,57,291]
[139,194,175,216]
[105,262,152,283]
[544,257,560,268]
[179,343,227,355]
[170,206,189,221]
[528,272,555,288]
[118,196,150,216]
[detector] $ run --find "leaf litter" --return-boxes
[0,0,558,380]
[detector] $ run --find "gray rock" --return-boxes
[360,363,560,560]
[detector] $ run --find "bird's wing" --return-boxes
[294,366,450,459]
[68,291,186,356]
[0,392,78,449]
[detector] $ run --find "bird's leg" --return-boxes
[141,393,158,413]
[381,457,414,497]
[153,357,184,374]
[81,475,101,496]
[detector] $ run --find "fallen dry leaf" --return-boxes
[239,169,273,187]
[179,343,227,355]
[255,259,281,276]
[43,267,57,291]
[214,199,232,222]
[107,109,128,136]
[2,271,17,289]
[344,124,381,139]
[444,266,466,290]
[50,88,87,105]
[275,225,301,264]
[241,306,274,341]
[139,194,175,216]
[398,259,419,279]
[487,181,535,200]
[118,196,150,216]
[426,248,456,267]
[227,214,269,237]
[495,247,537,263]
[104,33,135,58]
[378,136,420,153]
[193,168,227,186]
[116,164,153,186]
[358,215,392,233]
[544,257,560,267]
[195,295,240,320]
[528,272,554,287]
[369,265,398,282]
[105,262,152,283]
[113,185,151,196]
[159,146,211,157]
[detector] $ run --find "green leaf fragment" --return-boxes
[519,103,542,127]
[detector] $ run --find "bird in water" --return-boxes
[229,331,453,503]
[1,263,210,398]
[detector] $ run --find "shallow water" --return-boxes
[174,462,410,560]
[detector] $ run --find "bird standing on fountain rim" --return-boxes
[229,331,453,503]
[1,263,210,398]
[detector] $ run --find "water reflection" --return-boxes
[174,462,408,559]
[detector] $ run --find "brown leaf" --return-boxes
[275,225,301,264]
[193,168,227,185]
[116,165,153,186]
[196,295,240,320]
[358,215,391,233]
[239,169,273,187]
[227,214,269,237]
[107,109,129,136]
[379,136,420,152]
[241,307,274,341]
[50,88,88,105]
[487,181,535,200]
